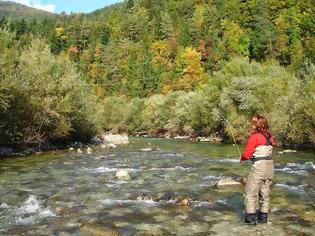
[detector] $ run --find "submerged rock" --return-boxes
[95,155,106,160]
[55,207,68,215]
[215,177,243,190]
[175,197,193,206]
[136,192,174,202]
[65,220,82,229]
[80,224,121,236]
[135,192,195,206]
[136,223,163,235]
[101,143,117,149]
[115,170,130,180]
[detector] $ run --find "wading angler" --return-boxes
[240,114,276,225]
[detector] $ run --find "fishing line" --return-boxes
[220,115,242,158]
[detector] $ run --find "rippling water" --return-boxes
[0,138,314,235]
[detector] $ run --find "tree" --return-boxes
[160,11,175,39]
[51,26,67,54]
[175,47,204,91]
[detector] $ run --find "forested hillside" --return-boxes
[0,0,314,148]
[0,1,56,20]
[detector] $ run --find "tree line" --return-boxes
[0,0,314,147]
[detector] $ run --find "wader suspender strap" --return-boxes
[251,133,273,163]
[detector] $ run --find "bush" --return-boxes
[214,58,293,142]
[0,38,97,146]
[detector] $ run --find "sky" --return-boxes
[5,0,124,13]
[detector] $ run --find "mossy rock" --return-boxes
[80,224,121,236]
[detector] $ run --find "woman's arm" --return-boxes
[240,134,259,161]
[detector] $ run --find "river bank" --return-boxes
[1,132,315,158]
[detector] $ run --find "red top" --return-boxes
[240,130,275,161]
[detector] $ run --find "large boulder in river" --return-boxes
[103,134,129,145]
[215,177,243,190]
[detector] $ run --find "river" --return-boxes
[0,138,314,235]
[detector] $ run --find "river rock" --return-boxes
[174,135,190,139]
[196,136,222,143]
[157,192,174,201]
[65,220,82,229]
[90,136,102,145]
[69,147,74,151]
[55,207,68,215]
[0,147,13,156]
[81,224,121,236]
[196,137,210,142]
[95,155,106,160]
[77,148,83,154]
[136,194,156,201]
[283,149,297,153]
[101,143,117,149]
[136,223,163,235]
[215,177,243,190]
[115,170,130,180]
[140,147,153,152]
[103,134,129,145]
[305,162,314,172]
[108,143,117,148]
[86,147,93,154]
[175,197,193,206]
[73,142,83,148]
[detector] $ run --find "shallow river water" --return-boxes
[0,138,315,235]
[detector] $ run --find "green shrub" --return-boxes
[0,38,97,146]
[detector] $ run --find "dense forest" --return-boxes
[0,0,314,148]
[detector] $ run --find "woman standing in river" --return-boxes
[240,114,276,225]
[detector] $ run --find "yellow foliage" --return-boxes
[151,40,172,67]
[175,47,204,91]
[55,27,65,37]
[221,20,249,56]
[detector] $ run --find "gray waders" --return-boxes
[244,159,274,224]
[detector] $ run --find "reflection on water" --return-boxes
[0,138,314,235]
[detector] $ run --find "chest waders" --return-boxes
[244,134,274,225]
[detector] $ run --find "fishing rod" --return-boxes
[220,116,242,160]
